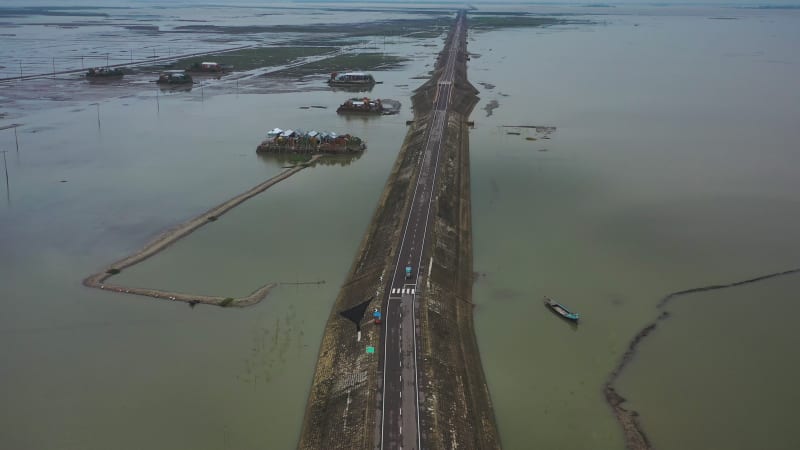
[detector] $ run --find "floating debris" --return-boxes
[483,99,499,117]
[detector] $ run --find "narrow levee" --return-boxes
[82,156,322,307]
[298,10,500,450]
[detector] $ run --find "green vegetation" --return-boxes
[106,268,121,275]
[220,297,234,307]
[172,17,450,38]
[267,52,407,78]
[469,16,565,29]
[207,216,218,222]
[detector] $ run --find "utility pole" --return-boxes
[1,150,9,204]
[91,103,100,129]
[106,53,110,68]
[52,57,56,79]
[14,126,20,154]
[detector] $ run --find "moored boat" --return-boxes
[328,71,376,86]
[544,297,580,322]
[186,61,233,73]
[157,70,193,85]
[86,67,124,78]
[336,97,401,115]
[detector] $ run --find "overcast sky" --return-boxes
[4,0,800,7]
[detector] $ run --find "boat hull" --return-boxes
[544,297,580,322]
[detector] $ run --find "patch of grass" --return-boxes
[469,16,565,29]
[268,53,407,78]
[171,17,450,38]
[220,297,234,307]
[106,268,121,275]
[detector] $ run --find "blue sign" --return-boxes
[373,310,381,319]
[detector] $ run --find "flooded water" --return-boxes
[2,3,800,449]
[468,5,800,450]
[0,4,442,448]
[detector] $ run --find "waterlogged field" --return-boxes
[2,2,800,449]
[0,3,446,449]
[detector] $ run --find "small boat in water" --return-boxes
[328,72,376,87]
[86,67,124,78]
[157,70,193,85]
[544,297,580,322]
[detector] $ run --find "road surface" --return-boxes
[379,11,467,450]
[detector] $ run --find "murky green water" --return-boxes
[0,18,441,448]
[469,7,800,450]
[3,4,800,450]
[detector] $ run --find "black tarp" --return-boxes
[338,296,373,331]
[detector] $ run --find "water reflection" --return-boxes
[158,83,193,93]
[256,150,363,168]
[330,84,374,94]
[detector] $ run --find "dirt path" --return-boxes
[83,156,322,307]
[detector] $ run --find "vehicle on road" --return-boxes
[405,265,413,279]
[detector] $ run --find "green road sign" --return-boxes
[366,346,375,354]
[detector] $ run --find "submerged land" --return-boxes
[3,4,800,450]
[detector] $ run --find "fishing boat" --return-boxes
[336,98,400,115]
[544,297,580,322]
[156,70,193,85]
[86,67,124,78]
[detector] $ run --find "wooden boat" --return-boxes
[86,67,124,78]
[544,297,580,322]
[328,72,376,87]
[157,70,193,85]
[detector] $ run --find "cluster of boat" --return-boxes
[257,128,366,154]
[87,60,232,85]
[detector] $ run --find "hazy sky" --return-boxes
[3,0,800,8]
[4,0,800,5]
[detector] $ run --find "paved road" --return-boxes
[379,11,466,450]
